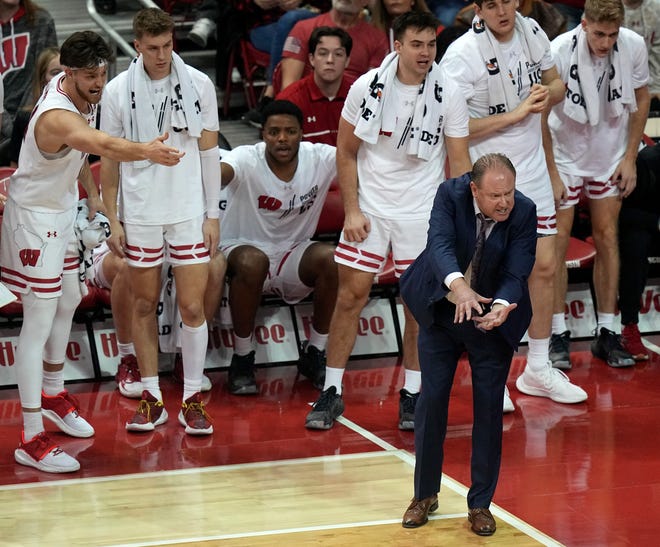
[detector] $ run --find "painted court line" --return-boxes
[337,414,563,547]
[105,514,469,547]
[7,401,573,546]
[0,450,396,492]
[644,339,660,356]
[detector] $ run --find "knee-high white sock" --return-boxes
[181,321,207,400]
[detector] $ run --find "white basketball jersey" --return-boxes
[221,142,336,257]
[9,74,95,213]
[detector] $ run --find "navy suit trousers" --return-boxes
[414,299,514,509]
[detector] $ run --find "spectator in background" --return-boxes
[276,26,352,146]
[188,0,235,90]
[547,0,584,29]
[279,0,389,106]
[9,46,60,167]
[370,0,434,50]
[0,0,57,158]
[93,0,116,15]
[618,142,660,360]
[224,0,330,127]
[189,0,330,95]
[623,0,660,110]
[425,0,469,27]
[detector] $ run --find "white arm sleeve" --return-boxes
[200,146,221,219]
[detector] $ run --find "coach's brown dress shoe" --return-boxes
[402,495,439,528]
[468,507,496,536]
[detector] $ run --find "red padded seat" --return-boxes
[565,236,596,269]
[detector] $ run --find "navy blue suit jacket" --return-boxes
[400,173,537,349]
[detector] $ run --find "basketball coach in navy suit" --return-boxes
[400,153,537,536]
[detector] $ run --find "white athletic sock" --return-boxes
[118,342,136,358]
[181,321,207,400]
[552,313,567,335]
[597,312,615,332]
[42,367,64,396]
[141,376,162,402]
[526,337,550,374]
[308,324,328,352]
[23,411,45,441]
[234,334,254,356]
[323,366,345,395]
[403,369,421,394]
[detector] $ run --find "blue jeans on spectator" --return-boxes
[553,3,583,30]
[249,9,317,83]
[426,0,470,27]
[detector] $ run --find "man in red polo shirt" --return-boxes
[280,0,388,91]
[277,26,352,146]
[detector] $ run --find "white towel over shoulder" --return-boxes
[562,25,636,126]
[353,51,445,161]
[472,12,550,113]
[124,52,202,167]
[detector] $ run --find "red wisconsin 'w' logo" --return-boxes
[19,249,41,267]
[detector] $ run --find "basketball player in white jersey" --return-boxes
[100,8,221,436]
[219,100,338,395]
[0,30,182,474]
[440,0,588,410]
[546,0,650,369]
[305,12,471,432]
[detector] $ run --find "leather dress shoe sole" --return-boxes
[402,495,439,528]
[468,507,496,536]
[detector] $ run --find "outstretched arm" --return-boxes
[36,109,185,166]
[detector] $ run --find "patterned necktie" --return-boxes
[470,213,495,289]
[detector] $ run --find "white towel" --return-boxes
[353,51,446,161]
[125,52,202,167]
[75,199,111,285]
[562,25,636,126]
[472,12,550,113]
